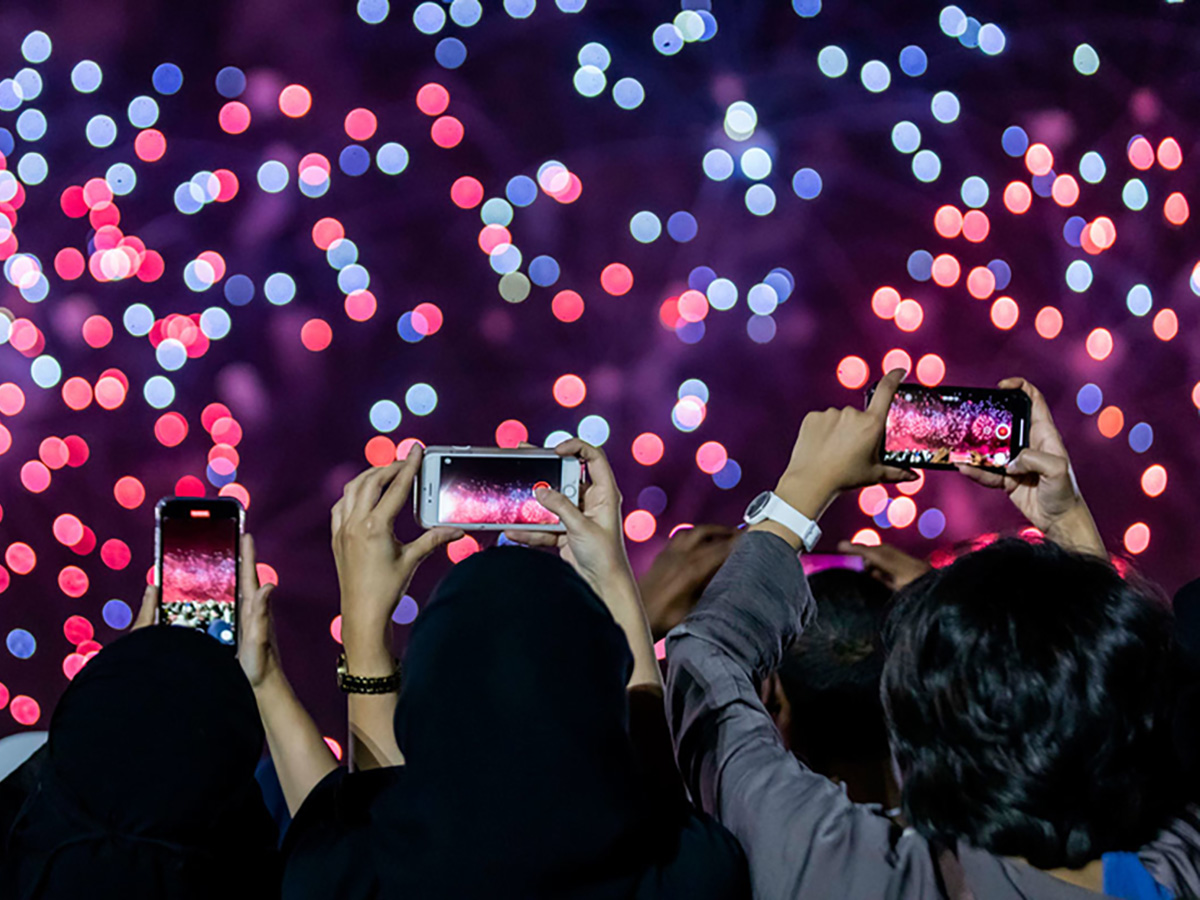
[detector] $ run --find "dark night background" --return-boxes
[0,0,1197,743]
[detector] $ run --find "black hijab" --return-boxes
[0,625,279,899]
[283,547,748,899]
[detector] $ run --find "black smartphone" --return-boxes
[868,384,1031,472]
[155,497,243,646]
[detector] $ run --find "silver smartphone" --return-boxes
[417,446,583,532]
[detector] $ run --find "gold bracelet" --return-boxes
[336,653,401,694]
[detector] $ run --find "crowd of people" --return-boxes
[1,369,1198,899]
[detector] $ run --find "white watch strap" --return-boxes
[762,493,822,553]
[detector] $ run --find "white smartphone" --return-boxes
[417,446,583,532]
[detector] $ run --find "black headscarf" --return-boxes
[0,625,279,899]
[282,547,748,899]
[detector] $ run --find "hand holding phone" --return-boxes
[418,446,583,532]
[333,448,463,649]
[873,383,1031,472]
[955,377,1104,557]
[502,439,633,597]
[156,497,243,647]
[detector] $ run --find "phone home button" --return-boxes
[563,485,577,498]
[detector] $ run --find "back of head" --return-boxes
[778,568,891,770]
[883,538,1181,870]
[3,626,277,898]
[387,547,654,895]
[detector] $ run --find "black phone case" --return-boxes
[866,385,1032,473]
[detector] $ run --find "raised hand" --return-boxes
[236,534,280,689]
[836,540,931,591]
[956,377,1104,557]
[505,438,632,594]
[773,368,918,524]
[331,445,463,653]
[639,525,738,639]
[131,584,159,630]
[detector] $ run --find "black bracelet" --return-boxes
[336,653,401,694]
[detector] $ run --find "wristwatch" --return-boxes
[744,491,822,553]
[337,653,402,694]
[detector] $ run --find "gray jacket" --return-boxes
[666,532,1200,899]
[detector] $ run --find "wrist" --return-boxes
[774,471,838,522]
[252,665,291,699]
[1046,502,1105,557]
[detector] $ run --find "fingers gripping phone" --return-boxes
[418,447,583,532]
[868,384,1032,472]
[155,497,243,646]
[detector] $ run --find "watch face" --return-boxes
[746,491,772,519]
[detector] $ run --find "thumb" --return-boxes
[132,584,159,630]
[405,526,465,564]
[535,486,587,531]
[1006,449,1069,481]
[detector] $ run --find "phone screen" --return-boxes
[157,500,240,645]
[802,553,867,575]
[438,455,563,526]
[882,386,1028,470]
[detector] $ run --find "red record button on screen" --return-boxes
[532,481,551,493]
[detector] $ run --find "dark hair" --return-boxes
[779,568,892,768]
[882,539,1182,869]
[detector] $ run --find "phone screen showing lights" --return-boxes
[882,386,1029,471]
[158,500,240,645]
[438,455,563,526]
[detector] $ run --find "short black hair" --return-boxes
[779,568,892,768]
[882,539,1182,870]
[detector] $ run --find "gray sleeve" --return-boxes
[666,532,920,900]
[1140,806,1200,898]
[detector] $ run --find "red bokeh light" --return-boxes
[301,318,333,352]
[256,563,279,586]
[695,441,728,475]
[552,290,585,323]
[1086,327,1113,361]
[211,417,243,446]
[931,254,960,287]
[55,248,86,280]
[0,383,24,415]
[1124,522,1150,555]
[431,116,464,148]
[59,565,89,598]
[887,496,917,528]
[1153,309,1178,341]
[412,303,444,336]
[447,535,481,563]
[10,695,39,726]
[60,185,88,217]
[1165,193,1189,227]
[345,289,378,322]
[836,355,869,390]
[933,205,962,239]
[632,432,665,466]
[1024,143,1053,176]
[553,374,587,408]
[344,108,378,141]
[478,224,511,254]
[101,539,132,570]
[1141,464,1168,498]
[155,412,189,447]
[1158,137,1183,170]
[859,486,888,516]
[677,289,709,322]
[623,510,657,543]
[82,314,113,347]
[61,377,93,411]
[365,435,396,467]
[21,460,51,492]
[220,483,251,509]
[311,217,345,250]
[1128,136,1154,170]
[600,263,634,296]
[966,266,996,300]
[279,84,313,117]
[5,542,35,575]
[175,475,206,497]
[871,286,900,320]
[851,529,881,547]
[961,210,990,243]
[1003,181,1032,214]
[894,299,924,332]
[202,403,232,433]
[64,615,93,644]
[134,129,167,163]
[495,419,529,448]
[114,476,146,509]
[1097,406,1125,438]
[218,101,251,134]
[450,176,484,209]
[1035,306,1063,340]
[94,376,126,410]
[53,514,84,546]
[1051,174,1079,207]
[416,83,451,116]
[916,354,945,386]
[990,296,1019,330]
[882,348,912,375]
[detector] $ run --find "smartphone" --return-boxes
[418,446,583,531]
[869,384,1031,472]
[155,497,243,646]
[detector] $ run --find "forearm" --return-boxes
[1047,503,1106,559]
[597,574,662,691]
[344,622,404,770]
[254,672,337,816]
